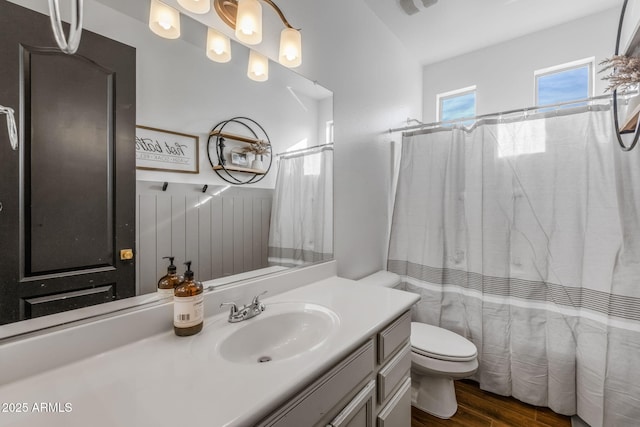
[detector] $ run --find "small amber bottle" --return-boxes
[157,256,182,298]
[173,261,204,336]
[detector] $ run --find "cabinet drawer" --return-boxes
[376,377,411,427]
[259,339,375,427]
[377,342,411,404]
[377,311,411,364]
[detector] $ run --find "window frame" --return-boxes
[534,57,595,107]
[436,85,477,122]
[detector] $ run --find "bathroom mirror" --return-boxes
[0,0,333,334]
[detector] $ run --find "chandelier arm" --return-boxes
[260,0,297,29]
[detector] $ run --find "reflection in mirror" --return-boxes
[0,0,333,334]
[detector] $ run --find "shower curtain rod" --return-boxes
[276,143,334,157]
[388,91,639,134]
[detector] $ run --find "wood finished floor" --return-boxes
[411,380,572,427]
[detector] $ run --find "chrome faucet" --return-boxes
[220,291,267,323]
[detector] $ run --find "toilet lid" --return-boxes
[411,322,477,362]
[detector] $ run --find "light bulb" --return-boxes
[278,28,302,68]
[206,27,231,63]
[149,0,180,39]
[248,50,268,82]
[235,0,262,45]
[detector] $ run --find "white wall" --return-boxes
[422,8,620,122]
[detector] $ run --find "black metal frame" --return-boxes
[207,117,272,185]
[613,0,640,151]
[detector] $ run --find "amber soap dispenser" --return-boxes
[173,261,204,336]
[157,256,182,298]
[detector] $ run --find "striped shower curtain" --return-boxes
[268,146,333,266]
[388,104,640,427]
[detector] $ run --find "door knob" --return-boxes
[120,249,134,260]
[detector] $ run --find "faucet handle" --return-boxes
[252,290,267,305]
[220,302,238,315]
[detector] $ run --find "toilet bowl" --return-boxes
[358,271,478,419]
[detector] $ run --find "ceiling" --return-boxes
[363,0,624,65]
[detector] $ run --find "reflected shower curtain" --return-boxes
[388,105,640,427]
[268,146,333,266]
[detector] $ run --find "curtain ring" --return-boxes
[47,0,83,54]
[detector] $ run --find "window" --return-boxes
[535,58,593,107]
[325,120,334,144]
[437,86,476,122]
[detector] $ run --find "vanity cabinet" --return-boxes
[258,310,412,427]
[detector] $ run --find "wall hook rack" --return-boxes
[162,182,168,191]
[202,184,208,193]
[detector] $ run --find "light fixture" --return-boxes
[149,0,181,39]
[148,0,302,83]
[206,27,231,62]
[177,0,211,14]
[247,50,268,82]
[214,0,302,69]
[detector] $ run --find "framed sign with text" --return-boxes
[135,125,199,174]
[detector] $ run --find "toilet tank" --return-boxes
[358,271,401,288]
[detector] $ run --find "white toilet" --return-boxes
[358,271,478,419]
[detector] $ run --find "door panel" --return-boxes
[0,0,136,325]
[25,47,114,274]
[24,285,115,319]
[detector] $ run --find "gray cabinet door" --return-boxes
[0,1,136,324]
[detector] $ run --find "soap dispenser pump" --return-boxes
[173,261,204,336]
[157,256,182,298]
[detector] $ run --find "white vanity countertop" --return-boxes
[0,277,418,427]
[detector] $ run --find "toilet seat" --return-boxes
[411,322,477,362]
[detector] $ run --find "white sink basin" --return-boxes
[217,302,339,364]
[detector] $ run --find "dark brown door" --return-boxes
[0,1,136,324]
